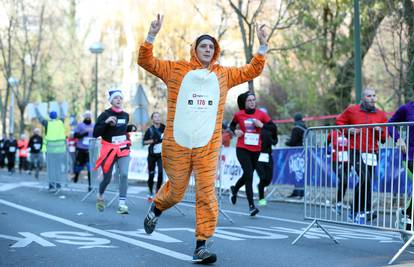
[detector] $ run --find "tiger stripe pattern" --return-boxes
[138,36,265,240]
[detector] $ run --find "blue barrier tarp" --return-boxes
[271,147,412,194]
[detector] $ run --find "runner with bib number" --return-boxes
[93,88,131,215]
[229,92,271,216]
[143,112,166,202]
[73,110,95,191]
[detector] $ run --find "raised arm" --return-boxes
[225,24,268,89]
[59,103,66,122]
[138,14,173,82]
[34,105,48,128]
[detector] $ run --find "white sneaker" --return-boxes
[117,204,129,214]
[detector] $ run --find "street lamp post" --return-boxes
[89,42,104,119]
[7,77,18,134]
[353,0,362,103]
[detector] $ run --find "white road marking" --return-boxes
[0,183,23,192]
[2,182,403,241]
[0,198,191,261]
[0,233,55,248]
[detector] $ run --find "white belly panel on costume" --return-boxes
[173,69,220,148]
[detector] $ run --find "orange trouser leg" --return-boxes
[192,146,219,240]
[154,144,192,211]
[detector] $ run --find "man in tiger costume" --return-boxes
[138,14,268,264]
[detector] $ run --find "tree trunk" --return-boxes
[18,104,25,135]
[325,10,386,114]
[1,85,10,134]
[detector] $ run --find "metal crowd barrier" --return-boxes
[181,147,234,223]
[292,122,414,265]
[82,138,135,208]
[45,140,69,194]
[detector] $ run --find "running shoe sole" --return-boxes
[96,200,105,212]
[192,246,217,264]
[117,207,129,215]
[144,203,158,234]
[250,208,259,216]
[192,254,217,264]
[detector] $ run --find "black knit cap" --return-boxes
[237,91,255,110]
[195,34,215,48]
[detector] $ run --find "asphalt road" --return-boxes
[0,170,413,267]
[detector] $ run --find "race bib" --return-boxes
[187,92,215,113]
[337,151,348,162]
[244,133,259,146]
[361,153,377,166]
[69,146,76,153]
[82,137,92,146]
[112,135,126,144]
[9,147,16,153]
[153,143,162,154]
[34,143,41,150]
[258,153,269,163]
[117,119,126,125]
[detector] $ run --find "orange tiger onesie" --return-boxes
[138,37,265,240]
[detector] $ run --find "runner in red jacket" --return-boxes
[335,88,387,224]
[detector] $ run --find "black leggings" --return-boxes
[256,153,273,200]
[233,148,260,207]
[334,162,349,203]
[73,149,91,188]
[19,157,29,172]
[147,154,163,194]
[351,152,374,213]
[6,153,15,172]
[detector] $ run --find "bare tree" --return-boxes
[12,1,46,134]
[0,0,17,134]
[228,0,296,93]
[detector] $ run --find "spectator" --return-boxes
[286,112,307,198]
[336,88,387,224]
[35,106,66,192]
[143,112,166,202]
[285,113,306,147]
[28,128,43,179]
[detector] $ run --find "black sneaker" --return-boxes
[229,186,237,205]
[249,206,259,216]
[144,203,159,234]
[192,245,217,264]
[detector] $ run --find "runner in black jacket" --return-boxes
[143,112,166,201]
[256,108,278,206]
[93,88,131,215]
[28,128,43,179]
